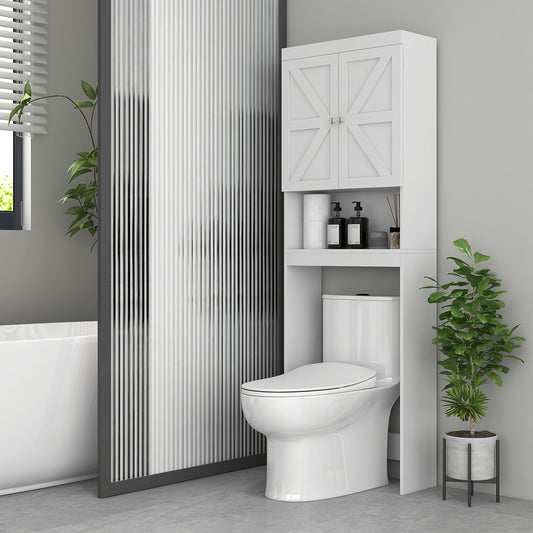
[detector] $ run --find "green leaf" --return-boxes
[457,331,476,340]
[450,308,465,318]
[24,81,31,97]
[477,278,490,293]
[454,343,467,355]
[428,291,446,303]
[77,100,94,108]
[447,256,471,270]
[81,80,96,100]
[65,206,85,215]
[8,105,22,124]
[454,238,472,258]
[68,158,85,174]
[488,373,503,387]
[70,167,92,180]
[474,252,490,264]
[475,313,488,324]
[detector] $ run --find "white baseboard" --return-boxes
[0,474,97,496]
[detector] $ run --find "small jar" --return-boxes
[390,227,400,249]
[369,231,389,249]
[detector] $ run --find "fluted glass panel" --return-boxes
[148,0,280,474]
[109,0,280,481]
[110,0,150,482]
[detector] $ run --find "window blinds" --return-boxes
[0,0,47,133]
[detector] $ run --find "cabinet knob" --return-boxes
[338,116,344,124]
[329,117,337,125]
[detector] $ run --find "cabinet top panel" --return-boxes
[283,30,436,62]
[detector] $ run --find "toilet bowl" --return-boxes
[242,363,399,501]
[241,295,400,502]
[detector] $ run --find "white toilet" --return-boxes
[241,295,400,502]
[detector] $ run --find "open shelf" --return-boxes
[285,248,433,267]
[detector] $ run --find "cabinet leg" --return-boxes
[442,438,447,500]
[467,443,472,508]
[496,440,500,503]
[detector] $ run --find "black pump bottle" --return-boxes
[347,201,369,249]
[327,202,346,249]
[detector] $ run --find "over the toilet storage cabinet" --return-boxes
[282,31,437,495]
[282,41,400,190]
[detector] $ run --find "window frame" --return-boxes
[0,133,23,230]
[0,0,24,230]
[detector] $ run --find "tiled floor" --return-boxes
[1,467,532,532]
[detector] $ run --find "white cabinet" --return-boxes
[282,36,403,191]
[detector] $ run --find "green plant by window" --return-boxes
[0,173,13,211]
[10,81,98,251]
[422,238,525,436]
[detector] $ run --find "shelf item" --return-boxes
[390,227,401,249]
[369,231,389,249]
[303,194,330,249]
[327,201,347,249]
[347,201,369,249]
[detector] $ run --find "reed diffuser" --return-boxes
[387,194,400,249]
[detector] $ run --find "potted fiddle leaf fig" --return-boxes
[422,238,525,481]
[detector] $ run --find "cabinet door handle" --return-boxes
[329,117,337,125]
[338,116,344,124]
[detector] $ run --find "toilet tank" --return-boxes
[322,295,400,381]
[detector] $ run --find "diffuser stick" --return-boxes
[387,194,400,227]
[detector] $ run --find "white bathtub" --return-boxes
[0,321,97,495]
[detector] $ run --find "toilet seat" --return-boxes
[241,362,376,397]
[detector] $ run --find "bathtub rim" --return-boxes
[0,320,97,344]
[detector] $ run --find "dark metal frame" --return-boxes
[442,438,500,507]
[98,0,287,498]
[0,133,23,230]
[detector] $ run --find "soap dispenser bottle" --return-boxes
[327,202,346,249]
[347,201,368,249]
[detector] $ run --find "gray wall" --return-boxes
[288,0,533,500]
[0,0,98,325]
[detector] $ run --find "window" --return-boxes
[0,0,48,230]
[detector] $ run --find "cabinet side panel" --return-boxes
[400,253,437,494]
[401,36,437,251]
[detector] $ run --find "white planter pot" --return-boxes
[445,433,497,481]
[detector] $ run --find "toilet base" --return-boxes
[264,384,398,502]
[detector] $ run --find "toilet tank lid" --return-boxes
[322,294,399,301]
[241,363,376,393]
